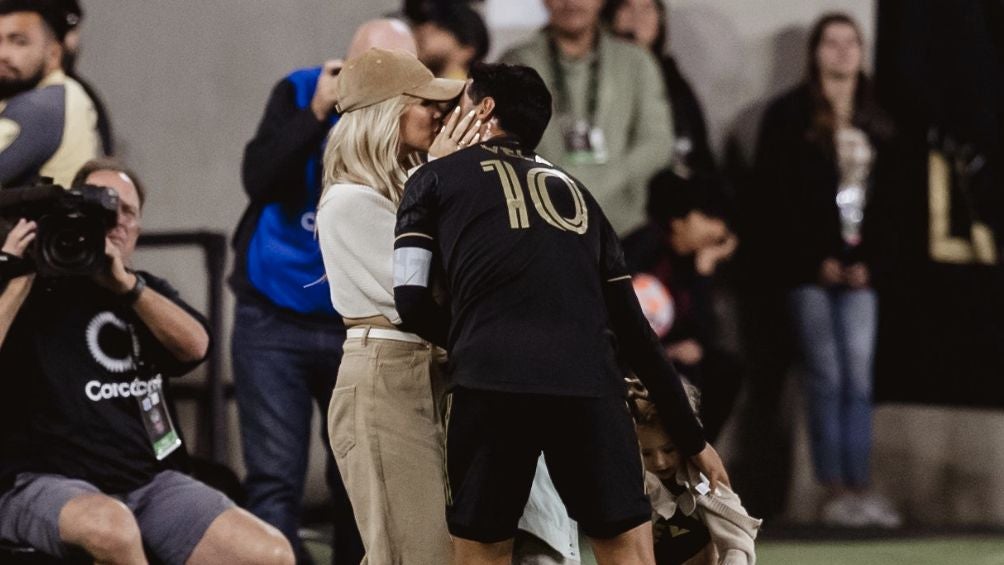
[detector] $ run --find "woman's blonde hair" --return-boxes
[321,94,420,206]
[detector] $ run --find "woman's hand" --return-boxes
[818,257,843,287]
[2,219,37,257]
[428,107,481,159]
[844,262,870,288]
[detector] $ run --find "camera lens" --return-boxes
[50,227,89,265]
[40,217,104,274]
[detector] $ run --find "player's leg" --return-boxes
[446,388,542,565]
[588,522,655,565]
[543,396,655,565]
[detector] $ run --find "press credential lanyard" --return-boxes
[128,323,182,461]
[547,32,609,165]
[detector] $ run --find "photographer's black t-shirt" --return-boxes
[0,272,208,494]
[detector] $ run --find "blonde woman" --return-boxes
[315,48,478,563]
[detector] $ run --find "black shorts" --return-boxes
[445,387,651,542]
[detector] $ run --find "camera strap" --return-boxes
[547,31,601,126]
[126,322,182,461]
[546,32,609,164]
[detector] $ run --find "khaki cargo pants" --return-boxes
[328,332,451,564]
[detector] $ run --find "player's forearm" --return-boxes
[633,350,707,457]
[604,278,706,456]
[393,227,448,345]
[394,285,450,346]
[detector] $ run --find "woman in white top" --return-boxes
[315,48,478,564]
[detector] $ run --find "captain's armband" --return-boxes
[393,234,435,289]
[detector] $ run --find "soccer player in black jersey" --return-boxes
[393,63,729,565]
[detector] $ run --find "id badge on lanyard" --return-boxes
[563,118,609,165]
[128,324,182,460]
[550,35,607,165]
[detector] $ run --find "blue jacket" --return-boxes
[231,67,341,320]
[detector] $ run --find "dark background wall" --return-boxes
[873,0,1004,407]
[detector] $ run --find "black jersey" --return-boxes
[395,137,628,397]
[393,137,706,454]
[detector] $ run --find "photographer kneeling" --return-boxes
[0,159,294,565]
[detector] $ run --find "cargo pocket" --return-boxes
[328,385,357,458]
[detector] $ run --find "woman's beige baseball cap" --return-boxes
[334,48,465,113]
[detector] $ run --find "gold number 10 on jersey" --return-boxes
[481,159,589,234]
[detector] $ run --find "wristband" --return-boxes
[0,252,33,282]
[122,271,147,305]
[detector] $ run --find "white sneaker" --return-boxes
[857,492,903,529]
[820,493,870,528]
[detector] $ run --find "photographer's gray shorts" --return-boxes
[0,470,234,564]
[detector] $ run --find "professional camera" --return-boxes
[0,179,119,277]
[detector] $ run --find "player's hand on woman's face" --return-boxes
[429,107,482,159]
[2,219,37,257]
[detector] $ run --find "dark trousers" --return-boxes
[232,298,363,564]
[731,285,795,520]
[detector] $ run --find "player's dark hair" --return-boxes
[467,62,553,150]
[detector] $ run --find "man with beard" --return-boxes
[0,0,99,187]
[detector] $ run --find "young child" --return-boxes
[630,383,761,564]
